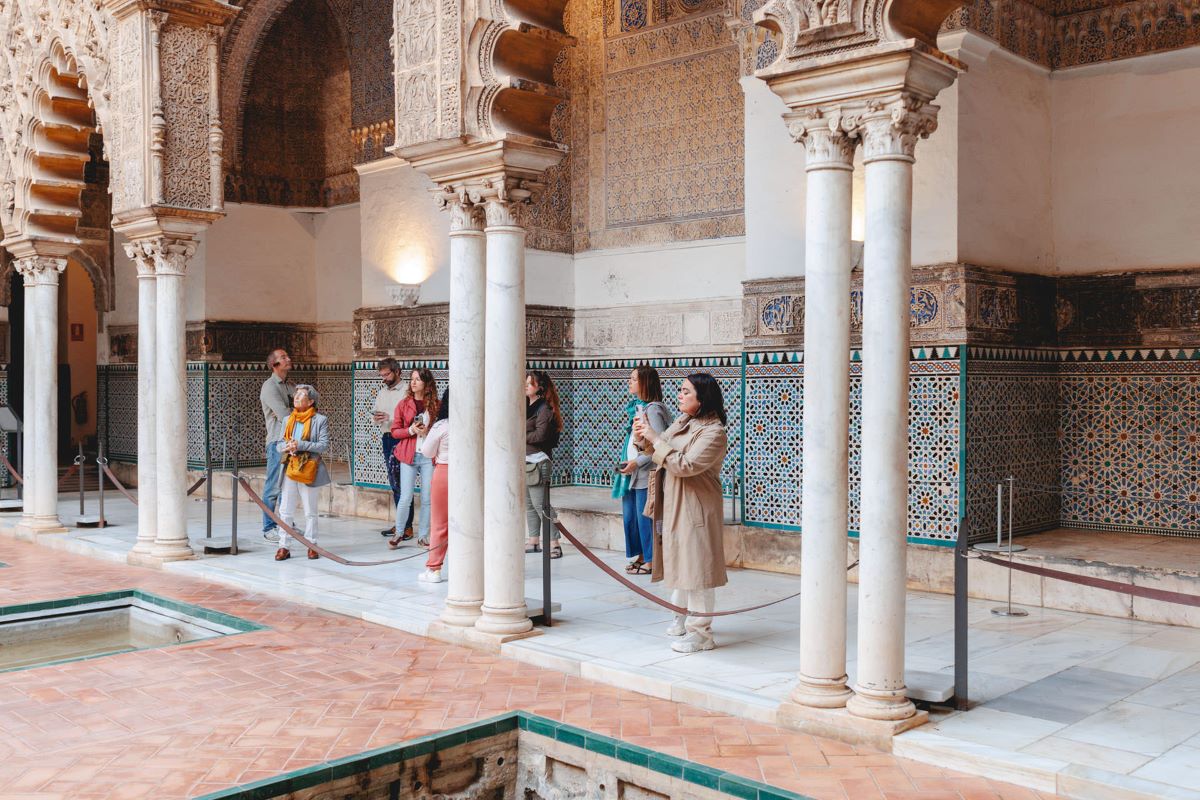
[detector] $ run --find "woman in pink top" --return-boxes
[418,388,450,583]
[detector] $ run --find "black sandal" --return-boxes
[525,542,541,554]
[624,557,645,574]
[549,545,563,560]
[629,562,652,574]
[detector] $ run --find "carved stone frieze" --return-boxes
[354,303,575,359]
[574,298,744,356]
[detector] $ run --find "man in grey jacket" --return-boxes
[260,348,295,542]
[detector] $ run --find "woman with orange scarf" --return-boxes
[275,384,331,561]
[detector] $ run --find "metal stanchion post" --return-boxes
[540,461,553,627]
[94,440,108,528]
[205,442,213,540]
[15,432,23,502]
[991,475,1028,618]
[76,442,86,515]
[75,442,103,527]
[230,450,239,556]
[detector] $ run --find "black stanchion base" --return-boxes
[203,538,234,554]
[528,599,562,625]
[75,516,107,528]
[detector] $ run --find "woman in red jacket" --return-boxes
[388,368,439,549]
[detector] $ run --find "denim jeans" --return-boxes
[396,453,434,541]
[622,487,653,562]
[383,434,414,530]
[263,442,283,532]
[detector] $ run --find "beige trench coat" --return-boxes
[642,415,728,591]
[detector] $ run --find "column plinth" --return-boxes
[475,193,533,638]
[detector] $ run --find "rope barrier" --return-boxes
[101,463,139,505]
[974,552,1200,607]
[57,464,78,490]
[0,452,22,485]
[554,521,817,617]
[237,477,426,566]
[187,476,207,496]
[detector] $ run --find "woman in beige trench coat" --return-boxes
[634,372,728,653]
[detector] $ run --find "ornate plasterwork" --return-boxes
[160,23,217,208]
[392,0,453,149]
[13,255,68,286]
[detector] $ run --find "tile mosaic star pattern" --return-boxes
[0,538,1053,800]
[743,352,962,543]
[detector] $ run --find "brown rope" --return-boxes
[57,464,78,489]
[976,553,1200,607]
[101,463,139,505]
[237,477,426,566]
[554,521,807,617]
[187,476,207,496]
[0,452,22,485]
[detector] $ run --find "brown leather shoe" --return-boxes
[274,548,290,561]
[399,526,414,541]
[307,548,319,560]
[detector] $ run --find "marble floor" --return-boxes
[5,490,1200,799]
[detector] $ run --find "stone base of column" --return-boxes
[777,701,928,751]
[128,544,195,567]
[439,600,483,628]
[847,688,920,722]
[475,604,534,637]
[13,518,70,539]
[789,673,854,709]
[426,620,540,653]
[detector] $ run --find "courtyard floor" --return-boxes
[4,490,1200,798]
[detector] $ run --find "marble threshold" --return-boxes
[2,492,1200,800]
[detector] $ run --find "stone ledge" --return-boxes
[776,701,929,752]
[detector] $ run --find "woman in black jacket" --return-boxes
[525,370,563,557]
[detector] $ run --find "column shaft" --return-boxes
[793,124,855,709]
[443,203,486,626]
[19,277,37,527]
[850,139,920,722]
[152,249,193,560]
[132,254,158,555]
[30,279,61,526]
[475,201,532,636]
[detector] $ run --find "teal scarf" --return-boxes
[611,398,646,499]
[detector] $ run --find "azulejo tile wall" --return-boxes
[743,348,963,545]
[1058,350,1200,537]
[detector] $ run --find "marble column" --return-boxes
[149,236,197,562]
[14,256,68,533]
[475,189,532,637]
[849,99,938,722]
[442,196,487,627]
[18,264,38,529]
[126,243,158,557]
[789,112,857,708]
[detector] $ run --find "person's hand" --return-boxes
[619,460,638,476]
[372,411,387,423]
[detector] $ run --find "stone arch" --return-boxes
[220,0,352,171]
[885,0,964,47]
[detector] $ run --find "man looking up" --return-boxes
[260,348,295,542]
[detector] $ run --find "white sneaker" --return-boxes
[670,632,714,654]
[666,617,686,637]
[418,568,443,583]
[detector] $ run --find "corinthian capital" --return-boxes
[141,236,198,277]
[473,176,540,229]
[432,185,485,233]
[785,107,860,170]
[14,255,67,286]
[123,241,157,278]
[859,96,940,163]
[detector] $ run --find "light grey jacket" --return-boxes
[631,401,672,490]
[276,412,331,488]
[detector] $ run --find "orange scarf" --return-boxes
[283,406,315,442]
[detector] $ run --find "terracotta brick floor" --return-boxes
[0,539,1053,800]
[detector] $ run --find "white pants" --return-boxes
[670,588,715,640]
[278,477,319,549]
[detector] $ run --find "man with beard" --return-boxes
[372,358,414,539]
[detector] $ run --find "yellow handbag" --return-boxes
[285,451,319,485]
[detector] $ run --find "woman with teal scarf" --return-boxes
[613,366,671,574]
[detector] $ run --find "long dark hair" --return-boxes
[526,370,564,432]
[634,365,663,403]
[686,372,727,426]
[435,388,450,422]
[407,367,439,419]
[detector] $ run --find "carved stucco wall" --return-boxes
[519,0,746,254]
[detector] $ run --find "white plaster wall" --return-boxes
[948,33,1054,273]
[109,232,208,326]
[203,203,316,321]
[572,238,745,308]
[358,160,449,308]
[312,203,362,323]
[1050,47,1200,273]
[743,76,807,279]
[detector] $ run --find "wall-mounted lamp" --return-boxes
[388,283,421,307]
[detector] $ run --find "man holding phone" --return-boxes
[371,358,413,539]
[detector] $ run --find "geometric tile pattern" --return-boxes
[964,352,1061,544]
[743,349,962,543]
[1058,359,1200,537]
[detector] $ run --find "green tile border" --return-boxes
[0,589,267,674]
[194,712,816,800]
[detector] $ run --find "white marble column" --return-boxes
[18,264,38,530]
[125,243,158,557]
[14,256,68,533]
[849,100,938,722]
[442,196,487,627]
[148,237,196,562]
[475,189,532,637]
[790,112,857,709]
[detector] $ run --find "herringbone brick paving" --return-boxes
[0,539,1052,799]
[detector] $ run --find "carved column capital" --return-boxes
[785,107,860,170]
[432,185,485,233]
[123,241,158,278]
[13,255,67,287]
[473,176,539,229]
[859,95,940,164]
[140,236,197,277]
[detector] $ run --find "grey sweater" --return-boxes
[631,401,672,490]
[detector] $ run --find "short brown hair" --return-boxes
[634,365,663,403]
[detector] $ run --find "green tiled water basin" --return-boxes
[0,589,264,672]
[195,711,814,800]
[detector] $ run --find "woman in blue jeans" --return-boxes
[613,365,671,574]
[387,368,439,549]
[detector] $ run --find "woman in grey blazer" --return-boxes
[275,383,331,561]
